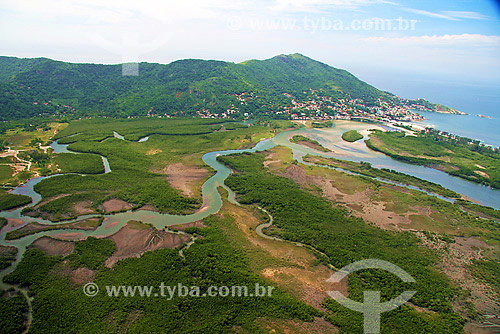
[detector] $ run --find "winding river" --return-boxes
[1,122,499,331]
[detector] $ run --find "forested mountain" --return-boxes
[0,53,452,120]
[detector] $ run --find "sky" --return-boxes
[1,0,500,101]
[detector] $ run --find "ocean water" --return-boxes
[416,83,500,147]
[413,80,500,147]
[361,73,500,147]
[418,111,500,148]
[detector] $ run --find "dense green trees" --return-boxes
[0,54,445,121]
[5,216,319,333]
[18,118,289,221]
[290,135,330,152]
[67,237,116,270]
[218,151,465,333]
[54,153,105,174]
[0,189,32,210]
[0,244,17,270]
[0,292,29,334]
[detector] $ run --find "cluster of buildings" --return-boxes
[191,89,440,122]
[28,88,457,123]
[32,100,77,118]
[230,90,430,122]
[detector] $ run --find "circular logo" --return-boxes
[83,282,99,297]
[227,16,243,31]
[327,259,416,334]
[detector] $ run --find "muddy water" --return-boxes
[272,122,500,210]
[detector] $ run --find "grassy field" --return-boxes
[300,147,500,324]
[20,118,294,221]
[2,118,498,333]
[54,153,105,174]
[1,122,67,149]
[303,155,461,198]
[0,122,68,187]
[0,164,13,183]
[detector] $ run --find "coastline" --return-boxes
[283,119,500,209]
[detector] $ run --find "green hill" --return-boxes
[0,53,453,120]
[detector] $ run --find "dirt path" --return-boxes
[0,146,33,176]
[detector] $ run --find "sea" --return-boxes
[415,81,500,148]
[418,111,500,148]
[362,74,500,147]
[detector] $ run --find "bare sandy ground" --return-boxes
[0,147,31,176]
[3,218,26,232]
[104,223,190,267]
[137,204,159,212]
[31,236,75,257]
[72,201,95,215]
[71,267,95,285]
[98,199,133,213]
[153,162,210,197]
[49,232,86,241]
[255,317,338,333]
[221,200,347,312]
[38,143,51,154]
[419,233,500,333]
[475,170,490,179]
[146,149,162,155]
[169,221,206,231]
[9,217,101,239]
[52,261,95,285]
[0,147,17,158]
[278,162,412,231]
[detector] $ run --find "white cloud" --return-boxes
[364,34,500,47]
[269,0,396,12]
[403,8,459,21]
[1,0,499,85]
[0,0,248,24]
[442,11,489,20]
[403,8,489,21]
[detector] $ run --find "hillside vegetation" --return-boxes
[0,54,452,120]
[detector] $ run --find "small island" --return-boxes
[342,130,364,142]
[290,135,331,152]
[312,121,333,128]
